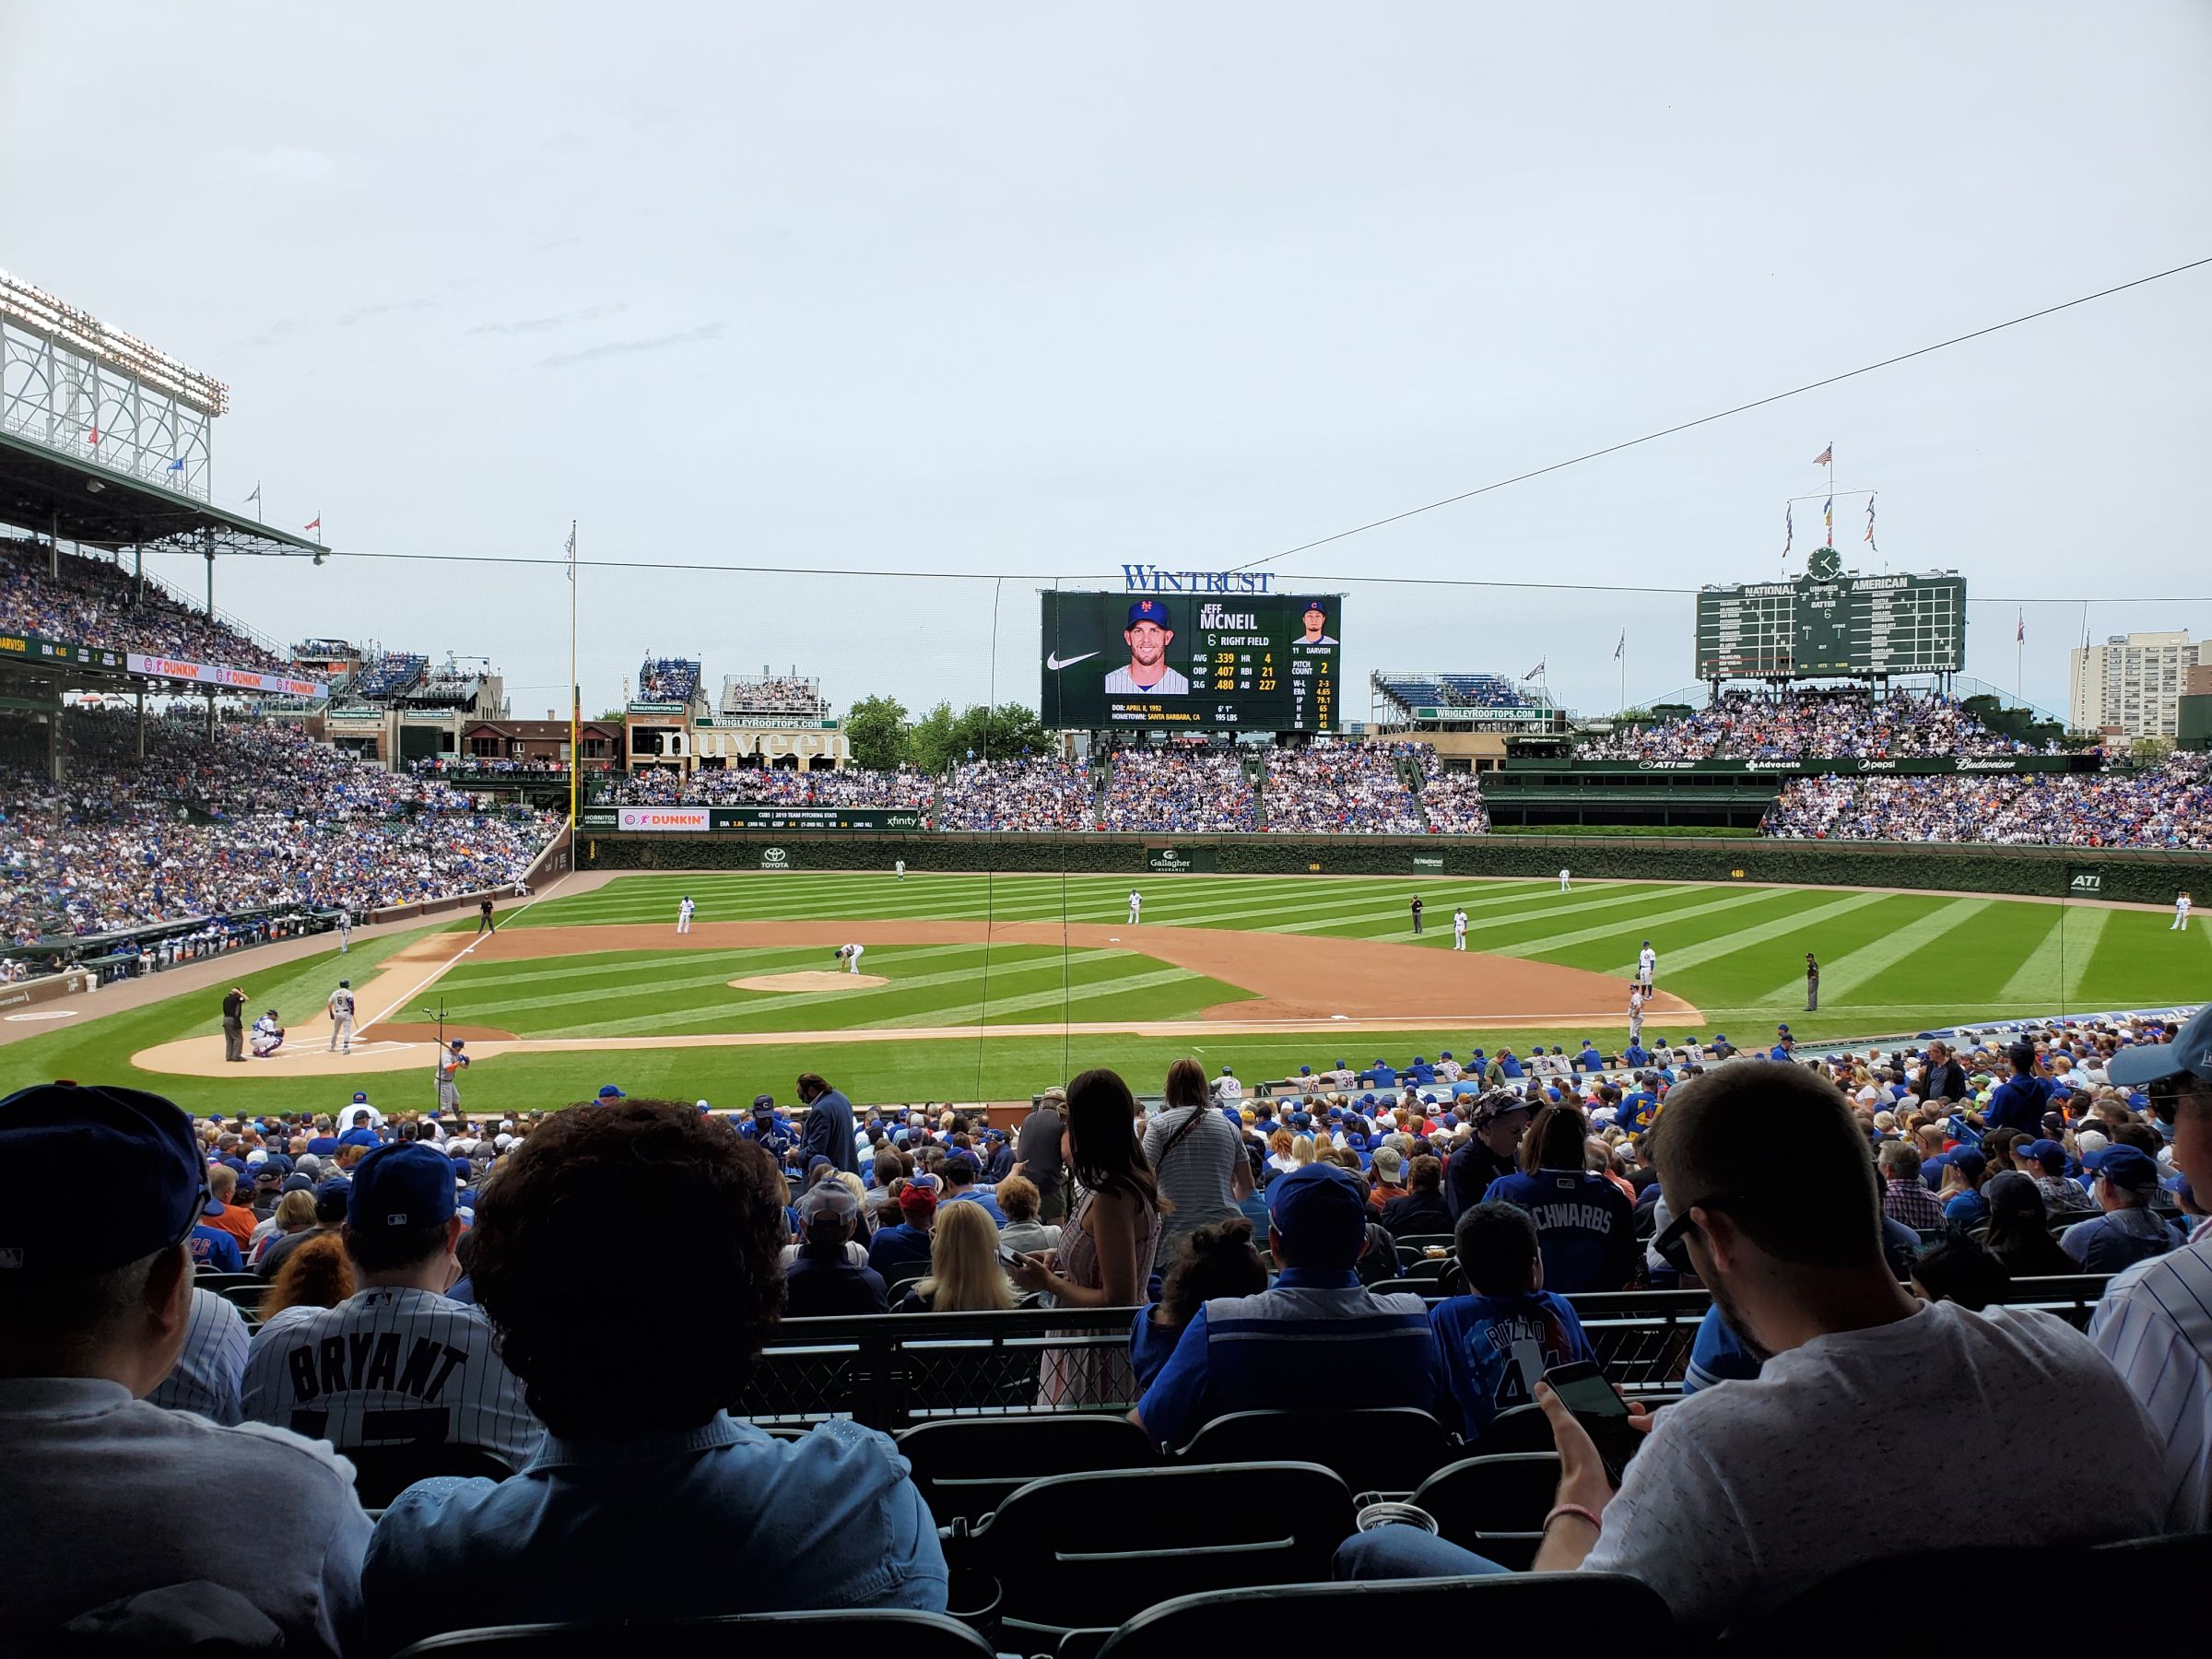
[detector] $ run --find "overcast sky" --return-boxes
[5,2,2207,725]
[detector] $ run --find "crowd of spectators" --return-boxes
[350,653,428,700]
[1262,739,1422,833]
[0,537,288,672]
[719,675,824,716]
[6,998,2209,1649]
[410,756,572,776]
[1403,744,1491,834]
[937,757,1097,830]
[611,764,934,810]
[1581,689,2038,760]
[1101,744,1256,832]
[1763,751,2212,848]
[0,708,559,942]
[637,657,701,703]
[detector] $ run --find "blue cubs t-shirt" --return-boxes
[1428,1289,1595,1439]
[1481,1170,1636,1293]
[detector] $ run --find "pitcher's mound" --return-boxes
[730,971,888,993]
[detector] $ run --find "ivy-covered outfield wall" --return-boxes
[580,830,2212,905]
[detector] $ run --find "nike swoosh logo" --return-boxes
[1045,651,1100,671]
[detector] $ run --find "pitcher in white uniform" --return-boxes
[1127,888,1143,925]
[677,895,695,935]
[835,943,866,975]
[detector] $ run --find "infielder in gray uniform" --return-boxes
[328,979,357,1053]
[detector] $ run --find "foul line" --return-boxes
[363,872,575,1030]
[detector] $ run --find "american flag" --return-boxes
[1813,444,1832,466]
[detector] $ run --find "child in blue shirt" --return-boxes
[1428,1200,1595,1440]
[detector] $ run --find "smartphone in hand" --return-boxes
[1542,1360,1641,1487]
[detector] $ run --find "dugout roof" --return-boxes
[0,429,320,558]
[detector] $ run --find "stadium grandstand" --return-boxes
[1578,688,2042,761]
[722,668,825,717]
[1,535,290,673]
[349,651,428,700]
[639,654,702,704]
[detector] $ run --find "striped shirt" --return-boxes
[2088,1229,2212,1529]
[1142,1105,1247,1268]
[148,1288,251,1425]
[241,1286,543,1467]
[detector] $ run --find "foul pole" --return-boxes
[568,521,579,832]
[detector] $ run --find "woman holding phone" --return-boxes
[1011,1067,1164,1407]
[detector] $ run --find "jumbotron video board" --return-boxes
[1694,572,1966,679]
[1040,591,1342,731]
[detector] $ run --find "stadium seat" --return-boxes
[897,1413,1158,1528]
[946,1462,1357,1640]
[1173,1408,1454,1493]
[346,1444,516,1508]
[1717,1544,2081,1647]
[1408,1452,1560,1569]
[1393,1233,1455,1255]
[217,1281,268,1315]
[885,1260,932,1296]
[1465,1403,1554,1456]
[390,1609,994,1658]
[1396,1256,1453,1282]
[1367,1277,1441,1298]
[193,1271,260,1294]
[1091,1573,1675,1658]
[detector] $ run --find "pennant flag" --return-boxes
[244,482,262,505]
[166,455,185,472]
[1823,496,1833,540]
[1864,493,1877,548]
[1613,632,1625,661]
[565,525,577,582]
[304,514,322,532]
[1783,503,1794,562]
[1813,444,1832,466]
[2017,611,2026,644]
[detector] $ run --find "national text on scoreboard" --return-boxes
[1039,590,1342,731]
[1694,572,1966,680]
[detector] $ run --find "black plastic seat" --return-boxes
[393,1609,994,1658]
[1093,1573,1674,1658]
[948,1461,1355,1641]
[897,1413,1158,1529]
[1465,1402,1554,1455]
[346,1443,515,1508]
[1174,1408,1453,1493]
[1408,1452,1560,1570]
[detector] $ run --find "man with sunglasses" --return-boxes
[2089,1003,2212,1528]
[1338,1060,2168,1634]
[0,1082,370,1653]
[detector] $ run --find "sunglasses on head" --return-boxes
[1653,1192,1745,1274]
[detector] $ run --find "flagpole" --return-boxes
[2016,611,2024,709]
[569,519,580,835]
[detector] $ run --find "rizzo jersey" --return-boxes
[241,1286,542,1467]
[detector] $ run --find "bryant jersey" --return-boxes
[241,1286,542,1467]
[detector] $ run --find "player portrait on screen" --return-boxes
[1103,598,1190,695]
[1296,599,1336,645]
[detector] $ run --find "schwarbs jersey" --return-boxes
[241,1286,542,1466]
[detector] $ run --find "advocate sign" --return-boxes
[126,653,328,699]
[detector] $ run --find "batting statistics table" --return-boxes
[1040,591,1343,731]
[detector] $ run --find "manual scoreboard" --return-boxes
[1695,572,1966,680]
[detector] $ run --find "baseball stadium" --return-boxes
[8,18,2212,1651]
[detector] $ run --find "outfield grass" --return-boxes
[9,869,2205,1114]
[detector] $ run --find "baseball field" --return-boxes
[8,869,2206,1116]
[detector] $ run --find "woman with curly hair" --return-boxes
[359,1099,948,1653]
[255,1231,354,1324]
[1128,1217,1269,1389]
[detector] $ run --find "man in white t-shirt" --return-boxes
[1337,1059,2170,1635]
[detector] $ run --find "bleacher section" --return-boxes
[639,655,701,703]
[721,672,824,717]
[1374,669,1555,724]
[353,652,428,700]
[0,535,288,672]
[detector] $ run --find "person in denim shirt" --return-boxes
[363,1100,945,1654]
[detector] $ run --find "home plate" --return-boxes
[729,971,888,992]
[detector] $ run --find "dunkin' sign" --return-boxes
[616,807,711,832]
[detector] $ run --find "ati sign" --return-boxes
[760,847,792,872]
[2066,866,2104,898]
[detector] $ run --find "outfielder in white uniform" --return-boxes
[835,943,866,975]
[328,979,357,1054]
[2178,891,2194,931]
[1452,907,1468,951]
[1559,867,1571,892]
[241,1147,539,1466]
[1127,889,1143,925]
[1637,941,1656,988]
[895,859,906,882]
[335,908,351,953]
[677,895,695,935]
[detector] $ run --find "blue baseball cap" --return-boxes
[337,1128,379,1150]
[2087,1146,2161,1190]
[1125,598,1172,629]
[595,1085,626,1101]
[752,1095,776,1113]
[347,1143,458,1233]
[1265,1162,1370,1269]
[2110,1006,2212,1088]
[0,1084,205,1273]
[2020,1138,2067,1172]
[350,1092,370,1104]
